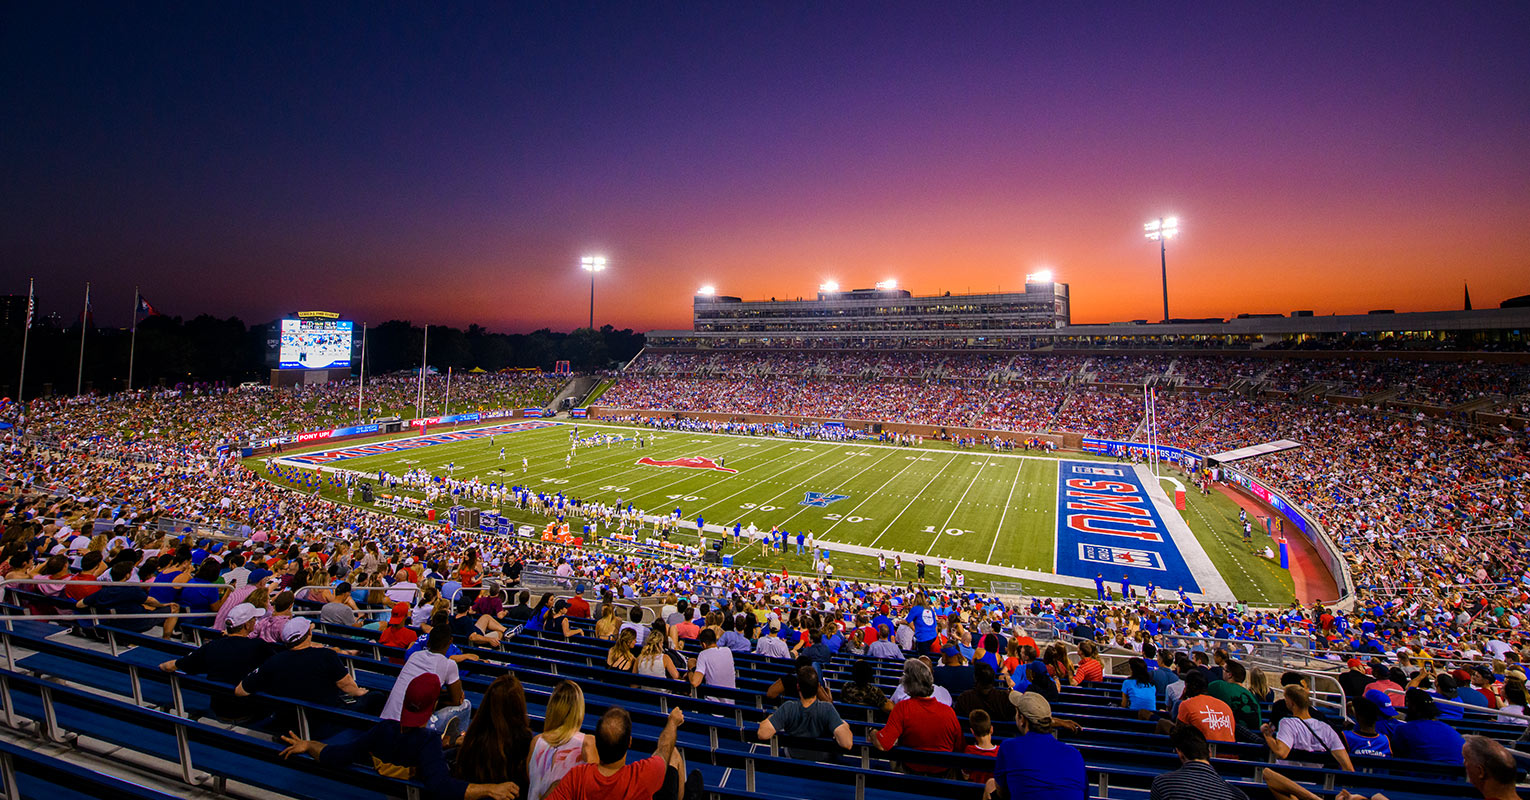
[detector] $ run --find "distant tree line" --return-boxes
[0,314,643,397]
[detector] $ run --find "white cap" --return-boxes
[281,617,313,644]
[225,603,266,629]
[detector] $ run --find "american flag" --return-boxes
[23,279,33,329]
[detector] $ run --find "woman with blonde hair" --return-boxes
[636,626,680,680]
[527,681,596,800]
[1249,666,1274,703]
[593,602,620,640]
[606,629,637,672]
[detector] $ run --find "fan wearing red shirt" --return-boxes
[1073,641,1104,684]
[64,551,107,601]
[566,585,592,619]
[871,659,962,774]
[377,603,419,663]
[549,706,686,800]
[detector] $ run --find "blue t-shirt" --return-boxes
[993,732,1086,800]
[1391,720,1465,764]
[1121,679,1156,711]
[906,605,938,642]
[1455,686,1492,709]
[1343,730,1391,758]
[1431,693,1465,720]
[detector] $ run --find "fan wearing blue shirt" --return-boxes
[906,596,939,653]
[1391,689,1465,765]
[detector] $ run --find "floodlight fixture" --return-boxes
[819,280,840,292]
[1144,216,1181,322]
[580,254,608,329]
[1026,269,1054,284]
[874,279,897,290]
[697,285,716,296]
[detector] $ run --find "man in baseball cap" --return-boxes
[236,615,372,714]
[984,692,1085,800]
[1338,658,1371,700]
[158,602,272,720]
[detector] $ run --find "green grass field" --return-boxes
[262,420,1294,604]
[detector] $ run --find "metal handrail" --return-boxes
[1380,686,1530,726]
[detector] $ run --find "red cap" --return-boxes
[1346,658,1363,669]
[399,673,440,728]
[388,601,410,624]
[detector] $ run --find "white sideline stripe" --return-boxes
[988,459,1024,563]
[1051,459,1060,577]
[1134,463,1234,603]
[566,421,1073,462]
[925,456,991,555]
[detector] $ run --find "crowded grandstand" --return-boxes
[1,278,1529,800]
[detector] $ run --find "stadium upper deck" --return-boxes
[657,281,1530,353]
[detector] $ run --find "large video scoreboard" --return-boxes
[278,314,354,370]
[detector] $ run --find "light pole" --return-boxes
[1144,217,1179,323]
[580,255,607,330]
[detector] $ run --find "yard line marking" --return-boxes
[766,446,904,529]
[987,459,1024,563]
[608,439,801,508]
[685,443,854,519]
[708,444,886,527]
[866,452,962,550]
[925,456,991,555]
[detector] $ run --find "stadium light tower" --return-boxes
[874,278,897,290]
[697,285,716,296]
[580,255,607,330]
[1026,268,1054,283]
[819,279,839,292]
[1144,216,1179,323]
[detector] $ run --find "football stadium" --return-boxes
[2,6,1528,800]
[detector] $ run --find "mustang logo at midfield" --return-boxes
[635,456,738,474]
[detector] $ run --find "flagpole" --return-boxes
[17,278,33,405]
[356,322,366,422]
[444,365,452,416]
[76,282,90,396]
[127,286,139,392]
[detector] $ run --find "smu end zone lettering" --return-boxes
[1063,478,1159,541]
[1055,460,1201,593]
[282,421,557,465]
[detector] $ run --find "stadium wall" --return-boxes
[588,406,1065,446]
[1221,466,1355,603]
[246,409,535,457]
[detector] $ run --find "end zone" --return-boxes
[275,420,561,466]
[1054,460,1232,600]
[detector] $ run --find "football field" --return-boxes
[270,419,1293,603]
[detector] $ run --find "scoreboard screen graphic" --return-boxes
[279,318,353,369]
